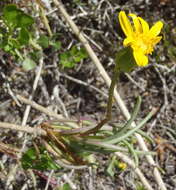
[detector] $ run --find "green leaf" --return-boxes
[0,27,7,37]
[70,46,88,62]
[21,147,60,170]
[60,60,75,68]
[17,13,34,28]
[59,184,71,190]
[38,35,49,48]
[50,41,61,50]
[136,183,146,190]
[4,44,12,52]
[103,105,154,145]
[3,4,17,13]
[3,4,18,28]
[115,47,137,72]
[60,52,75,68]
[8,38,20,49]
[59,46,88,68]
[21,148,37,169]
[18,28,30,45]
[123,140,139,167]
[70,45,77,55]
[103,97,142,143]
[3,4,34,29]
[106,156,118,177]
[77,48,88,59]
[22,58,36,71]
[29,51,42,62]
[68,140,112,155]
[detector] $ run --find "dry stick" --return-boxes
[61,73,108,98]
[6,57,44,188]
[0,122,46,136]
[21,57,44,127]
[17,95,80,129]
[28,169,37,190]
[44,170,54,190]
[17,95,66,121]
[62,174,77,190]
[52,1,167,190]
[16,95,109,135]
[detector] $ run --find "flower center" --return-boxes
[132,34,154,55]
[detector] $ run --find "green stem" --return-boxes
[106,63,120,120]
[30,39,42,51]
[40,7,52,37]
[82,64,120,135]
[14,49,23,60]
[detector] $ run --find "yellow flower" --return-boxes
[119,11,163,66]
[118,162,127,170]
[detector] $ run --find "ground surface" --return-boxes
[0,0,176,190]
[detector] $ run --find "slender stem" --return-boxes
[14,49,24,60]
[40,7,53,37]
[105,64,120,120]
[35,0,52,37]
[30,39,42,51]
[82,64,120,135]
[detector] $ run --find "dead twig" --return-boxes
[60,73,108,98]
[0,122,46,136]
[16,95,79,129]
[6,54,44,188]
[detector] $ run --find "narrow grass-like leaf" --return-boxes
[68,140,112,155]
[75,138,156,156]
[104,96,141,142]
[123,140,139,166]
[137,129,154,144]
[103,108,155,144]
[106,156,118,177]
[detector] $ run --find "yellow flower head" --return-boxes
[118,162,127,170]
[119,11,163,66]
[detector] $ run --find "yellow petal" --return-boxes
[119,11,133,37]
[149,21,163,37]
[129,13,142,33]
[123,37,134,46]
[133,50,148,66]
[138,17,149,33]
[152,36,162,45]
